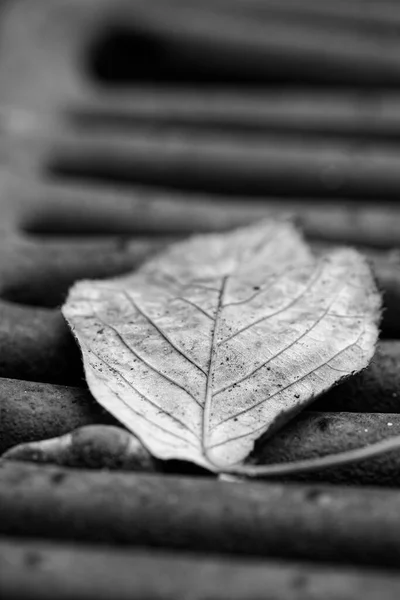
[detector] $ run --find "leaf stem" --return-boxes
[224,434,400,478]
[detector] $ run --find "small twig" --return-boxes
[228,434,400,478]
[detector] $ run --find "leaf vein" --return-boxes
[212,327,364,433]
[214,283,345,397]
[87,346,199,444]
[170,296,214,320]
[123,292,208,376]
[218,263,324,346]
[203,277,227,460]
[94,313,203,408]
[223,265,299,308]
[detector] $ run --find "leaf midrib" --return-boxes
[202,275,227,466]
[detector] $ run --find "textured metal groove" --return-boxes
[3,537,400,600]
[3,463,400,568]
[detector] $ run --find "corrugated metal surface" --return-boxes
[2,1,400,598]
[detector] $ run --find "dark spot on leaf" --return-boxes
[294,393,300,399]
[253,286,260,291]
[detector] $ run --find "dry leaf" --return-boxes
[62,221,380,472]
[2,425,157,472]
